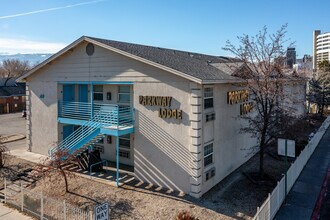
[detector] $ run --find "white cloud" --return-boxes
[0,0,106,20]
[0,38,66,54]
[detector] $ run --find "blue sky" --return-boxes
[0,0,329,57]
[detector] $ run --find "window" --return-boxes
[119,134,130,149]
[93,145,104,153]
[205,167,216,181]
[204,142,213,167]
[118,86,130,103]
[205,112,215,122]
[119,149,130,159]
[204,87,214,109]
[93,85,103,101]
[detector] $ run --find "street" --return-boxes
[0,113,27,151]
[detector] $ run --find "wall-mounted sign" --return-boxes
[227,90,253,115]
[139,96,182,119]
[240,102,254,115]
[227,90,249,105]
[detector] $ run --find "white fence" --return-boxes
[253,116,330,220]
[3,178,93,220]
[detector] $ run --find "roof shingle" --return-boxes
[88,37,242,82]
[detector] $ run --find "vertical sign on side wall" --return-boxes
[95,202,109,220]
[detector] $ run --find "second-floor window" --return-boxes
[93,85,103,101]
[119,134,130,149]
[204,87,214,109]
[118,86,130,103]
[204,142,214,167]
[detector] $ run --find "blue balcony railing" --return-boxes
[58,101,134,127]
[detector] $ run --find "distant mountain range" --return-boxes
[0,53,53,66]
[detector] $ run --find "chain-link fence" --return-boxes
[3,178,92,220]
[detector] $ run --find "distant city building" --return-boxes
[286,47,296,68]
[313,30,330,70]
[303,54,312,63]
[293,56,313,77]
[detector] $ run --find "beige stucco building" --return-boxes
[18,36,306,198]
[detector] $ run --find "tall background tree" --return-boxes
[223,24,300,178]
[308,60,330,117]
[0,59,30,82]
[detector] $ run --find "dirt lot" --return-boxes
[0,116,325,220]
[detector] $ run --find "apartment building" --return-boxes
[313,30,330,70]
[18,36,306,198]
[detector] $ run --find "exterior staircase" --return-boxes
[49,106,117,159]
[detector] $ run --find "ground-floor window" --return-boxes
[119,149,130,159]
[205,112,215,122]
[204,142,213,167]
[119,134,130,149]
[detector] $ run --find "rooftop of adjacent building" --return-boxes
[0,77,25,97]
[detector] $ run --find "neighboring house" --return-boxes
[0,77,26,114]
[17,36,306,198]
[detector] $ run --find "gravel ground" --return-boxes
[0,116,324,220]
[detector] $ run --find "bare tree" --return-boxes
[34,148,77,193]
[0,59,30,85]
[223,24,301,178]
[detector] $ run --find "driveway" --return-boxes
[0,113,27,151]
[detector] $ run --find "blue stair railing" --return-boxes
[51,102,134,159]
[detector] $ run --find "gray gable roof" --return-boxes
[87,37,242,82]
[19,36,245,84]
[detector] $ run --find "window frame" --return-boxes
[205,112,215,122]
[204,86,214,109]
[119,149,130,159]
[118,85,131,103]
[204,142,214,167]
[93,85,104,101]
[119,134,130,149]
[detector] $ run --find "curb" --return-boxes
[0,134,26,144]
[311,161,330,220]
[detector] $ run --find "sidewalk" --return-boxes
[0,202,34,220]
[275,127,330,219]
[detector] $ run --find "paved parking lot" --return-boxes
[0,113,27,151]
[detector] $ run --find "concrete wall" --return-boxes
[283,81,307,117]
[200,84,257,194]
[133,81,193,193]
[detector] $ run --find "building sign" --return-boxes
[240,102,254,115]
[139,96,182,119]
[227,90,254,115]
[94,202,109,220]
[227,90,249,104]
